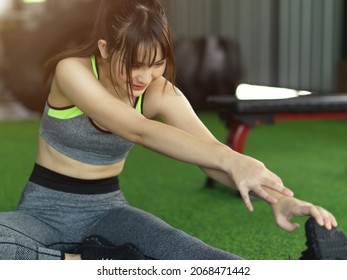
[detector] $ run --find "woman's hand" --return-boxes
[228,153,294,212]
[271,196,338,232]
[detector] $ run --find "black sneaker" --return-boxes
[74,235,151,260]
[300,217,347,260]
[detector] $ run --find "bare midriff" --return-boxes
[36,136,125,180]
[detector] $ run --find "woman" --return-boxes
[0,0,337,260]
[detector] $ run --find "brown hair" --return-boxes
[43,0,176,100]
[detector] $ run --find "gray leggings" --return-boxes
[0,182,243,260]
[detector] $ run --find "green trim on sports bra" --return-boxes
[135,94,143,113]
[48,106,84,119]
[91,54,99,80]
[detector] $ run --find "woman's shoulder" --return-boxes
[146,76,182,98]
[52,56,103,105]
[49,57,93,106]
[142,76,187,119]
[56,56,91,73]
[54,56,97,90]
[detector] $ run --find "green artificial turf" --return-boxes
[0,113,346,260]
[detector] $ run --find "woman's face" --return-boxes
[114,45,167,98]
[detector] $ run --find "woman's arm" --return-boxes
[54,58,291,210]
[147,81,337,231]
[143,78,295,211]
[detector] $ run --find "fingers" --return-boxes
[276,216,300,232]
[272,196,338,232]
[261,176,294,197]
[309,206,338,230]
[329,214,338,228]
[290,202,338,231]
[239,183,278,212]
[239,191,254,212]
[251,161,294,197]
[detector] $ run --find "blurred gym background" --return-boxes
[0,0,346,118]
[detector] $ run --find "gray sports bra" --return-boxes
[39,55,144,165]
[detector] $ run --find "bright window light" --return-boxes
[236,84,312,100]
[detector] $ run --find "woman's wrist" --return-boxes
[217,145,240,174]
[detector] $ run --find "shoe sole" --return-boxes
[306,217,347,260]
[76,235,151,260]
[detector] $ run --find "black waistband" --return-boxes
[29,164,119,195]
